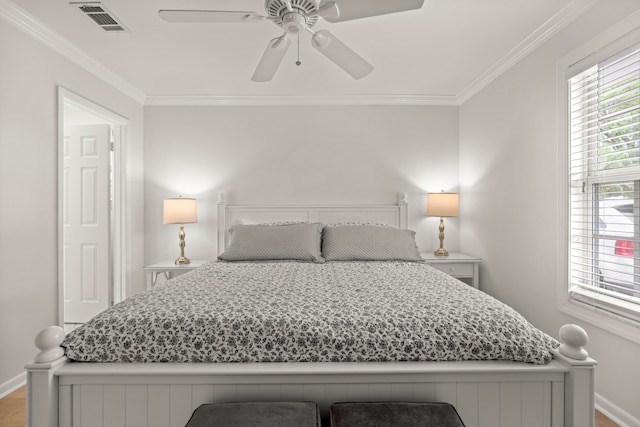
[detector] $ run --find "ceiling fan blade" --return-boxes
[252,35,291,82]
[311,30,373,79]
[318,0,424,23]
[159,10,266,23]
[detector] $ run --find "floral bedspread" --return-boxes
[63,261,558,364]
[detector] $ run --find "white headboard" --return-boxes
[217,193,408,254]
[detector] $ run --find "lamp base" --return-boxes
[174,256,191,265]
[433,248,449,257]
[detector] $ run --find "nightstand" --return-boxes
[421,252,482,289]
[143,260,208,290]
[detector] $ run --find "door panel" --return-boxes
[64,125,111,323]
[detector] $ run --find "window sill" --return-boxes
[559,295,640,345]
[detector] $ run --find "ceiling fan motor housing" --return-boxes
[266,0,319,29]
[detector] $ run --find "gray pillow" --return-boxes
[219,223,324,262]
[322,225,422,262]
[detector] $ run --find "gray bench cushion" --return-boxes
[330,402,466,427]
[185,401,320,427]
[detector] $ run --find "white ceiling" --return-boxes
[4,0,594,104]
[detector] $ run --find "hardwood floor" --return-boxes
[0,386,26,427]
[596,409,622,427]
[0,386,621,426]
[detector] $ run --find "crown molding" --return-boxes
[0,0,146,105]
[1,0,596,108]
[456,0,598,105]
[144,94,459,107]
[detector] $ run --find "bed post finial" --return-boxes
[558,323,589,360]
[552,323,597,427]
[397,192,408,205]
[218,192,227,204]
[26,326,68,427]
[34,326,65,363]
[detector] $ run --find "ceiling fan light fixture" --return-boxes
[282,12,306,33]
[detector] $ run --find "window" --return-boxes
[567,42,640,324]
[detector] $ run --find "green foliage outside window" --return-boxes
[598,69,640,198]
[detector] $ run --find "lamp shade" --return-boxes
[163,197,198,224]
[426,193,459,217]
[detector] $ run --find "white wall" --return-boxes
[0,19,144,390]
[459,1,640,424]
[6,0,638,421]
[144,105,459,265]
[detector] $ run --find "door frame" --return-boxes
[57,87,129,326]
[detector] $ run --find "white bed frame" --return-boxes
[27,194,597,427]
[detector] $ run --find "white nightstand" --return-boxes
[421,252,482,289]
[143,260,208,290]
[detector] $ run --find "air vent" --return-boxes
[70,2,129,32]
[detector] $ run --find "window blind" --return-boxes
[568,43,640,320]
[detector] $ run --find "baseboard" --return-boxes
[0,371,26,399]
[596,393,640,427]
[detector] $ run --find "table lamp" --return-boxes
[426,192,459,257]
[163,196,198,264]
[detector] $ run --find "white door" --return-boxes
[63,124,111,323]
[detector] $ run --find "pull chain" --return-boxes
[296,33,301,66]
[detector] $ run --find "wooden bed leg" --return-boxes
[552,324,598,427]
[24,326,68,427]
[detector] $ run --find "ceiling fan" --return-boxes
[159,0,425,82]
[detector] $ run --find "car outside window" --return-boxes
[567,42,640,323]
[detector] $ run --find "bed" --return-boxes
[26,193,597,427]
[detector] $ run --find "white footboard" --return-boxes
[26,324,597,427]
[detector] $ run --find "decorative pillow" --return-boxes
[322,225,422,262]
[219,223,324,262]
